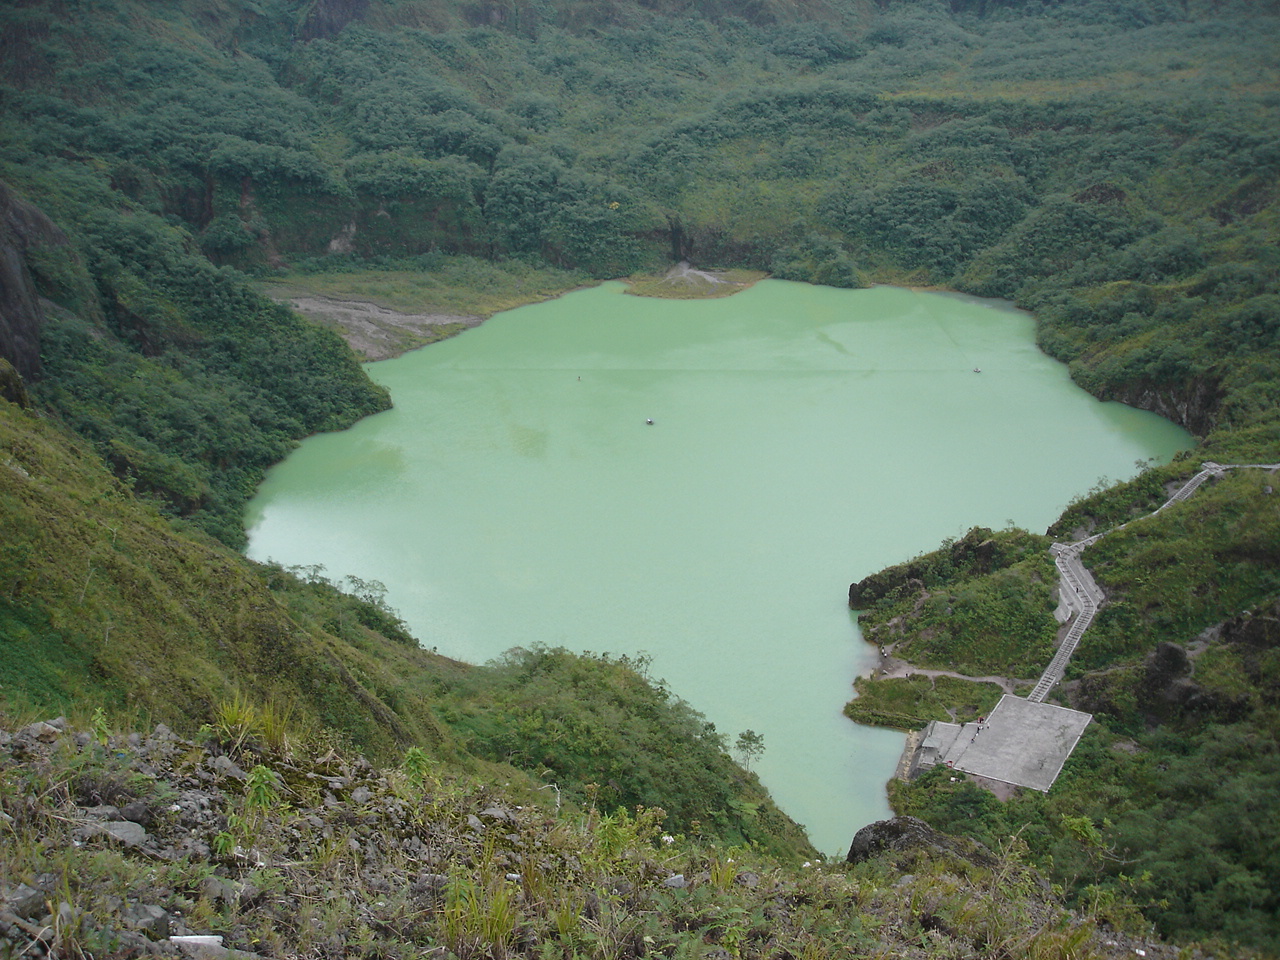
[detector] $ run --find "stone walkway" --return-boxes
[1029,461,1279,702]
[1031,543,1102,701]
[900,460,1278,791]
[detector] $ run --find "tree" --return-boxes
[735,730,765,771]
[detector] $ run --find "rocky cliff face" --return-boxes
[0,358,29,407]
[298,0,371,40]
[1101,376,1223,438]
[0,179,72,381]
[1072,615,1276,727]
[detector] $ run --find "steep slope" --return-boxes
[4,0,1276,443]
[0,396,444,754]
[0,714,1183,960]
[849,458,1280,949]
[0,0,1278,952]
[0,396,811,855]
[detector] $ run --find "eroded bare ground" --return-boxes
[627,261,759,299]
[660,261,749,292]
[278,294,482,361]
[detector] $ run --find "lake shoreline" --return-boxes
[273,267,770,362]
[277,272,1032,366]
[246,281,1191,854]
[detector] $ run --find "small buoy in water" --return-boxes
[646,418,654,425]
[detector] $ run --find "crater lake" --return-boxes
[245,280,1191,855]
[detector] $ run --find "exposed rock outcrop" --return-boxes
[297,0,370,40]
[1220,596,1280,656]
[846,815,995,868]
[0,179,77,381]
[1143,641,1195,707]
[1100,376,1223,438]
[849,526,1031,608]
[0,181,60,379]
[1136,640,1237,724]
[1073,631,1262,726]
[3,718,1183,960]
[1216,597,1280,708]
[0,357,29,408]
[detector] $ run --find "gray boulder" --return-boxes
[92,820,149,848]
[123,903,171,938]
[2,882,47,920]
[846,816,994,867]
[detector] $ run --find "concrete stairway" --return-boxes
[1027,461,1276,702]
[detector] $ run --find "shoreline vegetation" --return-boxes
[2,0,1278,953]
[265,262,770,362]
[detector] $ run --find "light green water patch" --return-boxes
[246,280,1191,856]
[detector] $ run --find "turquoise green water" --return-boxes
[245,281,1191,856]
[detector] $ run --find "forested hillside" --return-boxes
[852,470,1280,950]
[3,0,1278,535]
[1,0,1278,955]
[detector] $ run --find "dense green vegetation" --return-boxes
[432,645,811,857]
[3,0,1279,532]
[1,0,1279,954]
[851,526,1060,679]
[857,468,1280,951]
[892,716,1280,952]
[0,163,391,547]
[0,398,813,862]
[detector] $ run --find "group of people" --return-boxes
[968,716,987,743]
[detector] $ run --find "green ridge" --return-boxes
[1,0,1278,954]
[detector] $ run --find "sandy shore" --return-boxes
[278,294,481,361]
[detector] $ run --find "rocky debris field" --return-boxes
[0,716,1193,959]
[279,295,480,361]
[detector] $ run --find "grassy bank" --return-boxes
[258,257,590,320]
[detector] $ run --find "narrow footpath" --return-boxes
[1029,461,1279,702]
[875,657,1028,695]
[893,460,1278,792]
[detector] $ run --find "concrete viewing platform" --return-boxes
[912,695,1092,792]
[890,461,1277,795]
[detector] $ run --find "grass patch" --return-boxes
[845,674,1005,730]
[257,256,589,318]
[861,557,1060,679]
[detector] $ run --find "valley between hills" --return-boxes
[1,0,1278,956]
